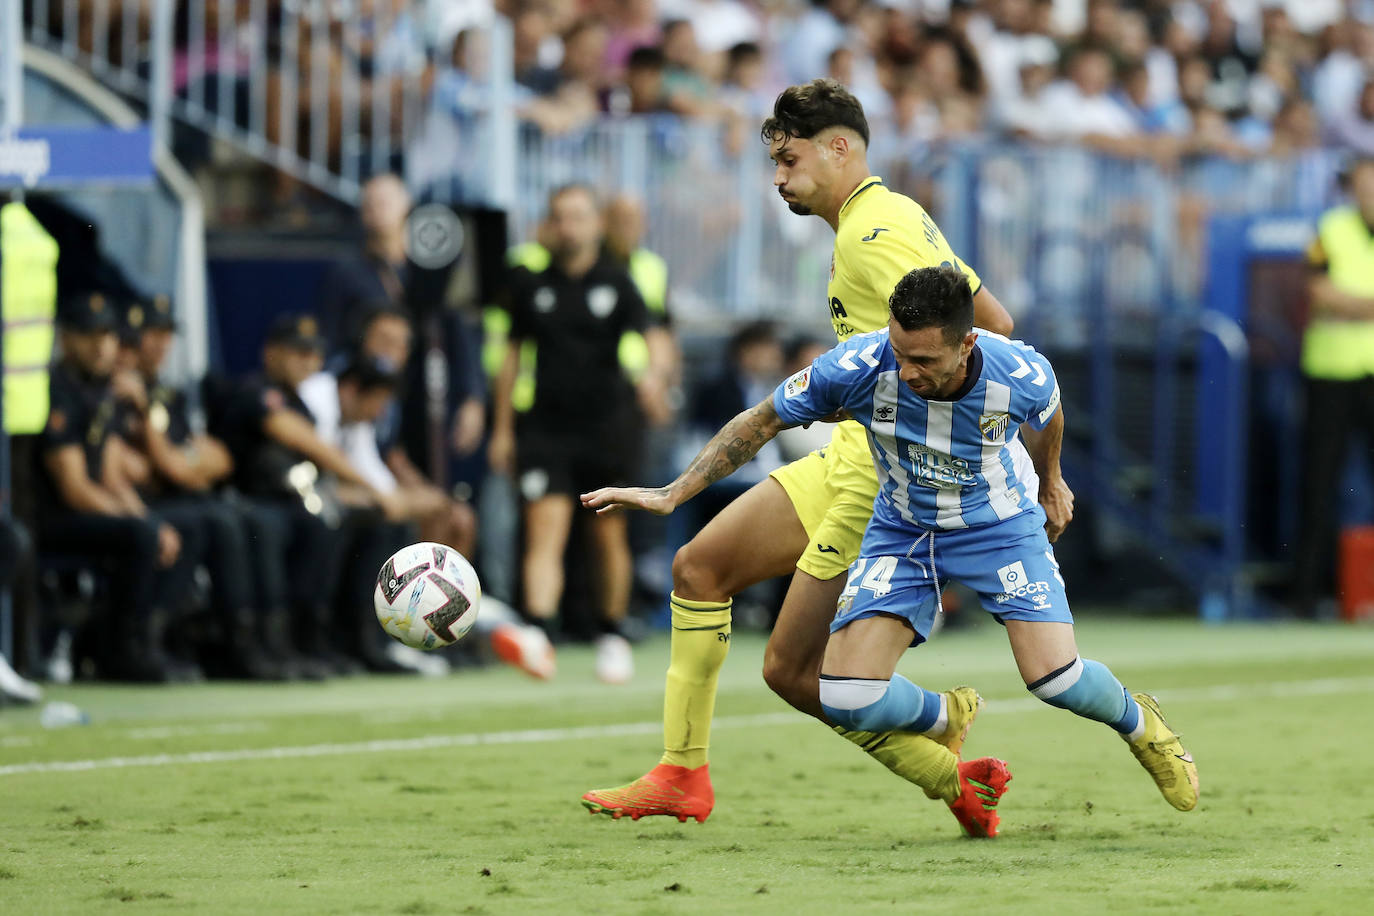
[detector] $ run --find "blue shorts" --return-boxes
[832,509,1073,645]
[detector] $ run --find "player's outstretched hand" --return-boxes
[1039,475,1075,542]
[581,486,675,516]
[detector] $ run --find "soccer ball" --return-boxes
[373,542,481,650]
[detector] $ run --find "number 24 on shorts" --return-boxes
[842,556,898,601]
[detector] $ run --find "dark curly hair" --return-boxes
[888,265,974,346]
[760,79,869,147]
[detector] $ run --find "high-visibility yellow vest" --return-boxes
[1,202,59,434]
[1302,206,1374,380]
[628,248,668,319]
[482,306,536,413]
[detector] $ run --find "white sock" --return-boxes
[922,693,950,738]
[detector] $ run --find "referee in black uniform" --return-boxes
[488,184,649,682]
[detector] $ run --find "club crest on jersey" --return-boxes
[533,287,556,312]
[979,412,1011,442]
[587,285,618,318]
[784,367,811,399]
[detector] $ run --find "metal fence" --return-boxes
[22,0,469,206]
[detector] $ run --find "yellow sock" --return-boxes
[659,593,732,769]
[835,727,961,802]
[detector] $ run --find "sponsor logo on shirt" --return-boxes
[783,367,811,399]
[1038,384,1061,424]
[908,443,975,488]
[979,412,1010,442]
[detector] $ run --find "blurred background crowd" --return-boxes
[2,0,1372,699]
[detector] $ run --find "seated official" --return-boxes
[212,313,401,676]
[111,296,286,680]
[36,293,200,682]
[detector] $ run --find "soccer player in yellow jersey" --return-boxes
[581,80,1018,829]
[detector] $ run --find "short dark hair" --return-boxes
[337,351,401,392]
[626,45,665,72]
[727,320,779,361]
[760,79,869,147]
[888,265,974,346]
[727,42,761,68]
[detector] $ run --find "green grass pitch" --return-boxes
[1,616,1372,914]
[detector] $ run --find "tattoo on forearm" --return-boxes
[678,403,776,495]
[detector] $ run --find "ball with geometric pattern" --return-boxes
[373,542,481,650]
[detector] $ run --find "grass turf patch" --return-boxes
[0,618,1371,914]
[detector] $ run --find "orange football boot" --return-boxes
[946,757,1012,838]
[581,763,714,823]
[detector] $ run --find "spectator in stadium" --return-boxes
[314,173,485,476]
[314,173,416,348]
[660,19,718,118]
[214,313,397,677]
[606,45,674,116]
[1028,46,1138,149]
[716,41,772,123]
[1293,156,1374,619]
[489,184,651,684]
[783,0,858,87]
[112,296,284,680]
[524,15,608,127]
[1326,79,1374,157]
[827,46,890,122]
[36,293,191,682]
[602,0,662,77]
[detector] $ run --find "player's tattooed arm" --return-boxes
[679,397,789,493]
[580,396,793,516]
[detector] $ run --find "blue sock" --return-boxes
[1028,657,1142,736]
[820,674,943,734]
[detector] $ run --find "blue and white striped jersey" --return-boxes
[772,328,1061,532]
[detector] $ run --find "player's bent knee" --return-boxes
[818,677,890,732]
[671,541,729,602]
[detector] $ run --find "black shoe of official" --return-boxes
[260,609,329,681]
[101,642,175,683]
[220,611,290,681]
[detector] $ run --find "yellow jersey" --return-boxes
[771,177,989,578]
[826,177,983,342]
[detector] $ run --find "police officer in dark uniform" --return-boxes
[213,313,395,676]
[487,184,649,676]
[112,297,284,679]
[36,292,194,681]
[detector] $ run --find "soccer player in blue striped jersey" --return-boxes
[583,266,1199,829]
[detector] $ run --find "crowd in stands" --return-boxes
[421,0,1374,169]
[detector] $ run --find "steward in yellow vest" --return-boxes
[1,201,59,434]
[1294,156,1374,616]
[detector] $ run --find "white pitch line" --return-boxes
[4,675,1374,778]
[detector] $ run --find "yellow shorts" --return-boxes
[769,420,880,580]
